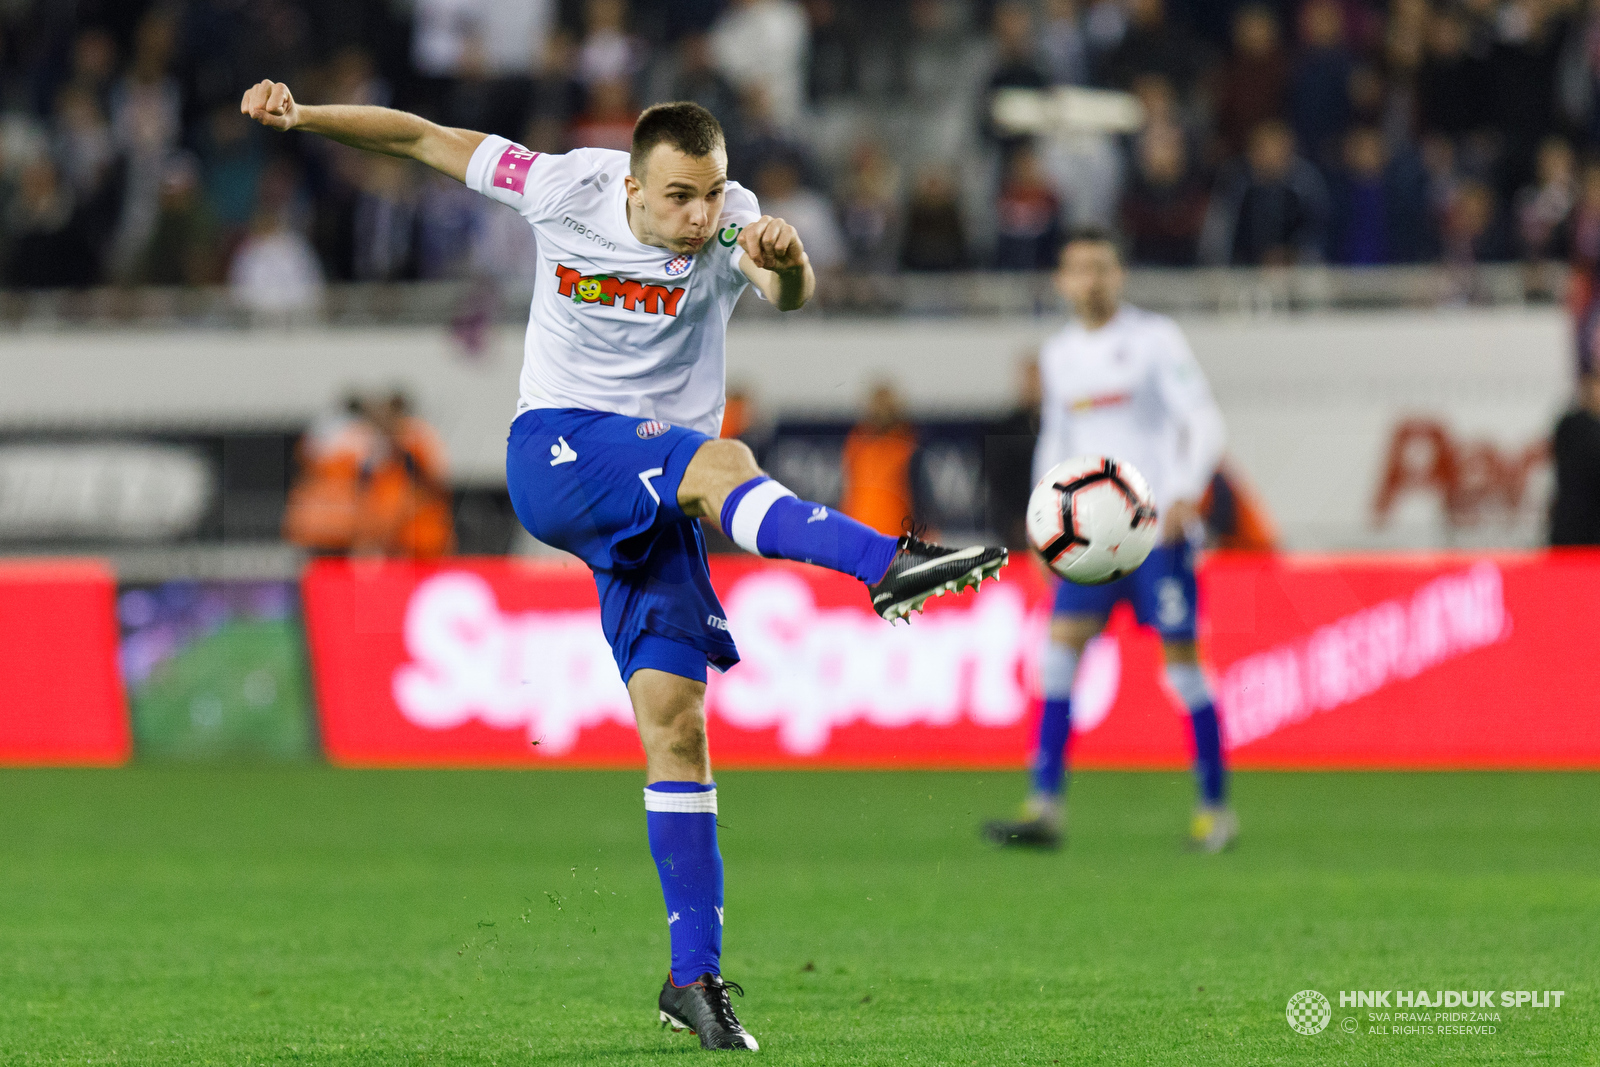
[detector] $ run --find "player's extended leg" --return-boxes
[983,612,1104,849]
[629,668,758,1051]
[677,439,1008,621]
[1163,641,1237,853]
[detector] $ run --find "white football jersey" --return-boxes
[1035,305,1225,514]
[465,137,762,436]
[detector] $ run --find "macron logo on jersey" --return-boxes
[493,145,538,195]
[554,264,686,317]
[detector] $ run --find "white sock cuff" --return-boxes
[1164,663,1212,710]
[728,479,795,555]
[1042,643,1080,700]
[644,787,718,813]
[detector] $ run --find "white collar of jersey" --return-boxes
[1073,304,1130,335]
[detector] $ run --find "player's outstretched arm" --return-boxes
[240,80,486,184]
[737,216,815,311]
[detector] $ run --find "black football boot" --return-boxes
[867,532,1008,622]
[658,973,759,1050]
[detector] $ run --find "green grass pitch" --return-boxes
[0,767,1593,1065]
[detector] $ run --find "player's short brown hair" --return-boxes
[630,102,726,179]
[1059,225,1125,264]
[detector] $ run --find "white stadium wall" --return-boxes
[0,307,1572,549]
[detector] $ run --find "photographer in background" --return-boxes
[1551,372,1600,546]
[284,390,455,558]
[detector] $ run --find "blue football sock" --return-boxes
[1031,698,1073,797]
[1030,643,1079,798]
[1167,663,1227,806]
[644,782,723,985]
[719,476,899,584]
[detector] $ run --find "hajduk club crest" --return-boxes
[636,420,670,439]
[664,254,692,277]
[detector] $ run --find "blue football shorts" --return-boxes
[1051,538,1200,642]
[505,408,738,685]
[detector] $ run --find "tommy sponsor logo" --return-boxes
[664,254,692,276]
[555,264,685,316]
[560,216,618,251]
[706,614,730,631]
[493,145,538,195]
[807,506,828,523]
[636,420,670,439]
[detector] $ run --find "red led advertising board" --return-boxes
[0,559,130,765]
[303,551,1600,769]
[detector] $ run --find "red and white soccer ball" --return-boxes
[1026,456,1159,585]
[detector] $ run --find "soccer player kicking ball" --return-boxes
[242,83,1006,1050]
[983,228,1237,854]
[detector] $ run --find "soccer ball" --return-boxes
[1026,456,1159,585]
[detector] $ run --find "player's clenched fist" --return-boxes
[737,216,807,272]
[240,80,299,131]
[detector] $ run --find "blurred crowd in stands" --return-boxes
[5,0,1600,299]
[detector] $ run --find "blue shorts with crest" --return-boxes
[505,408,738,684]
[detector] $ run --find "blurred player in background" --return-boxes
[984,228,1236,853]
[243,81,1006,1050]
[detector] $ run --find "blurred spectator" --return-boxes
[567,79,638,151]
[984,356,1042,551]
[1084,0,1130,63]
[199,104,265,239]
[1096,0,1201,96]
[712,0,810,130]
[1550,371,1600,545]
[108,9,183,281]
[1289,0,1355,171]
[985,1,1049,153]
[805,0,858,102]
[835,139,901,309]
[753,155,844,271]
[1440,179,1510,299]
[413,0,554,78]
[1515,136,1576,270]
[900,166,968,271]
[284,391,455,558]
[1041,0,1090,86]
[727,84,820,190]
[1489,0,1566,195]
[646,33,742,134]
[1214,5,1289,159]
[1416,10,1486,141]
[1201,120,1329,266]
[4,158,96,288]
[994,144,1062,270]
[52,85,116,202]
[352,155,419,282]
[1120,120,1208,266]
[131,154,221,286]
[840,381,920,536]
[577,0,643,86]
[229,209,325,317]
[1326,126,1430,265]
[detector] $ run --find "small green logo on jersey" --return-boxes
[717,224,742,247]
